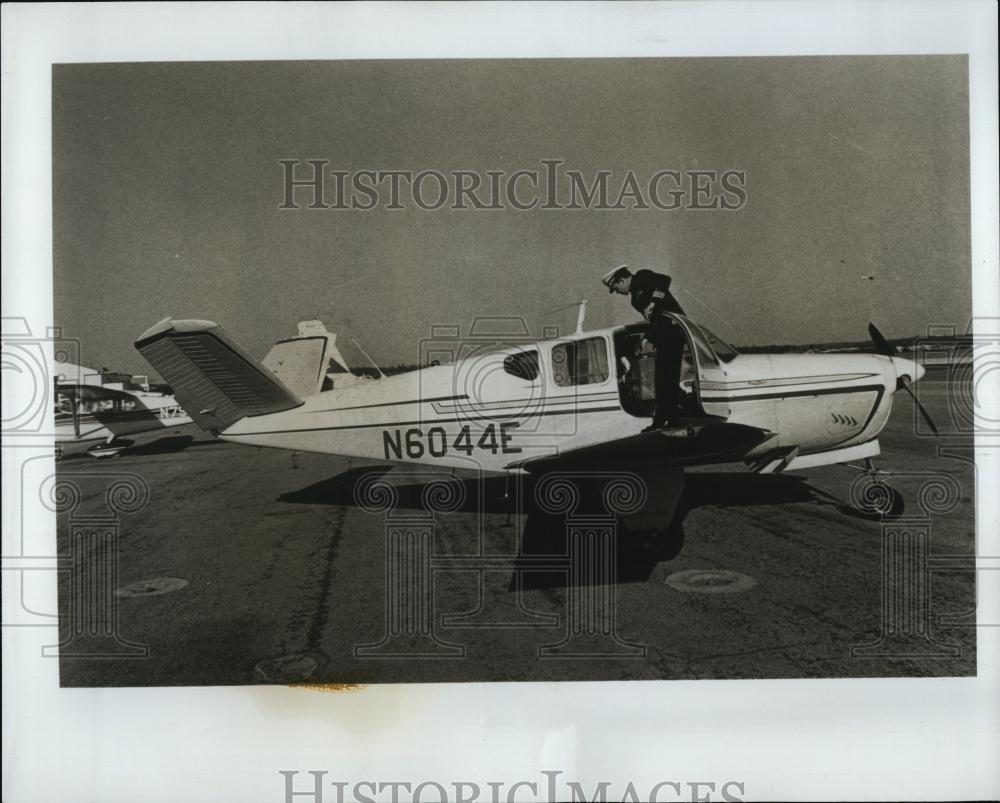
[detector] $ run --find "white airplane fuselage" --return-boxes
[219,321,922,474]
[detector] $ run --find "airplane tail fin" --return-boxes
[135,318,302,432]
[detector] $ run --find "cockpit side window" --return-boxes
[552,337,610,387]
[503,350,540,381]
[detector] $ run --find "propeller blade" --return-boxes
[870,322,936,434]
[868,322,896,356]
[899,376,939,436]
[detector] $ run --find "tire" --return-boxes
[857,482,905,519]
[882,485,905,519]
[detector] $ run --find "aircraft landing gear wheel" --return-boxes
[881,484,905,518]
[850,459,905,520]
[858,481,905,519]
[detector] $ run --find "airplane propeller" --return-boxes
[868,322,939,436]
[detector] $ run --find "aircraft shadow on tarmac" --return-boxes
[125,434,225,456]
[58,434,224,461]
[280,467,865,587]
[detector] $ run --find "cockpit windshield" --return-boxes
[687,321,740,363]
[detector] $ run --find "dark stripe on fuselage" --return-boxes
[704,383,886,450]
[307,393,469,413]
[310,390,618,415]
[226,383,890,447]
[225,404,624,437]
[700,383,886,404]
[699,372,879,391]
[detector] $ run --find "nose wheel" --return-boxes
[847,458,905,519]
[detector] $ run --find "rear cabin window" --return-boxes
[552,337,610,387]
[503,350,540,381]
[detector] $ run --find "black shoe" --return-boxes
[642,422,667,433]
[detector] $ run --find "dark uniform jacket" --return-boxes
[628,269,685,318]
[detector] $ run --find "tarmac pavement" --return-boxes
[55,373,977,686]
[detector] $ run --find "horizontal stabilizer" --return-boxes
[135,319,302,432]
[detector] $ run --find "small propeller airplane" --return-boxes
[135,311,934,535]
[54,363,193,457]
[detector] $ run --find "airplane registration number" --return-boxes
[383,422,520,460]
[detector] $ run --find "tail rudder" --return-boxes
[135,318,301,432]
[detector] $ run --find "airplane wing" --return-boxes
[508,418,774,473]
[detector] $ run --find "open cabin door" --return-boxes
[667,315,733,420]
[614,317,737,421]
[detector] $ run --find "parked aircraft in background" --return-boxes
[54,361,192,457]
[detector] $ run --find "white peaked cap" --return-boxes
[600,264,630,289]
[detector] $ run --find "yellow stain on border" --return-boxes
[289,683,366,693]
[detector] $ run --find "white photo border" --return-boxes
[3,3,998,802]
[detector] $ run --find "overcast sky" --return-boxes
[53,56,970,375]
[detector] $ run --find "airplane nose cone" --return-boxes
[891,355,925,385]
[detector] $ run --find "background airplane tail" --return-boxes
[135,319,302,432]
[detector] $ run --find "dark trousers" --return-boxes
[649,316,684,424]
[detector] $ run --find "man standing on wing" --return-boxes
[602,264,686,431]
